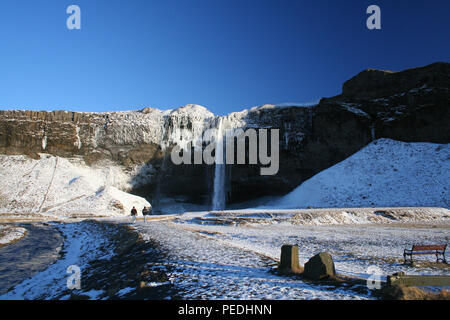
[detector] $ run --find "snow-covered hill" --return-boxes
[274,139,449,209]
[0,154,149,217]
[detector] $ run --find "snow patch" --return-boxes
[0,226,27,246]
[336,102,370,118]
[74,126,82,149]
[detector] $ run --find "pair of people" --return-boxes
[130,205,152,223]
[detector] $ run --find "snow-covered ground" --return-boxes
[166,210,450,283]
[1,208,448,300]
[134,220,372,300]
[195,207,450,226]
[0,221,115,300]
[0,225,27,246]
[0,154,149,217]
[273,139,450,209]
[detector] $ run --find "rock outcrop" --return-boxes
[303,252,336,280]
[0,62,448,210]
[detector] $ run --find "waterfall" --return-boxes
[212,118,226,210]
[370,122,376,141]
[153,116,170,214]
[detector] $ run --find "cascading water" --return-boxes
[153,116,170,214]
[370,122,376,141]
[212,117,226,210]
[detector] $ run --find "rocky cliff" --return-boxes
[0,62,448,211]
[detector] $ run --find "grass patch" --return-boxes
[381,285,450,300]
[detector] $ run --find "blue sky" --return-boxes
[0,0,449,115]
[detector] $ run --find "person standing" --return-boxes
[131,206,137,223]
[148,204,153,216]
[142,205,153,222]
[142,206,148,222]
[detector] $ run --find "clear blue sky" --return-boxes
[0,0,449,115]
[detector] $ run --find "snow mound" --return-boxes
[275,139,450,208]
[0,154,150,217]
[169,104,214,119]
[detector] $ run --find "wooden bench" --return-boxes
[403,244,447,263]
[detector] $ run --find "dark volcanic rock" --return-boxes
[303,252,336,280]
[341,62,450,101]
[335,61,450,143]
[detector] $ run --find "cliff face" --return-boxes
[0,62,448,209]
[337,62,450,143]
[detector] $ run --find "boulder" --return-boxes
[279,244,302,274]
[303,252,336,280]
